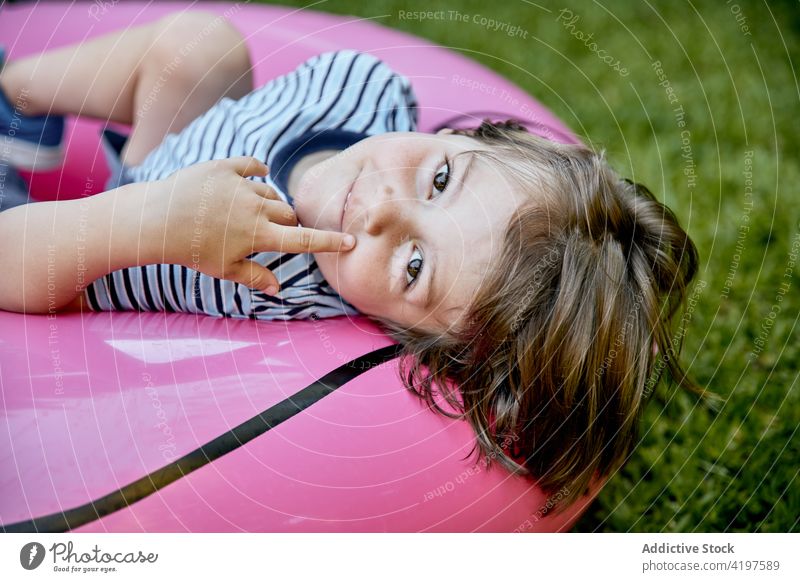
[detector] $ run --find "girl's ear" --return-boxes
[437,126,478,137]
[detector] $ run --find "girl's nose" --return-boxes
[364,184,404,237]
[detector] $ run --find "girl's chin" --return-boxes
[296,193,343,232]
[291,192,317,228]
[293,183,329,230]
[295,204,332,232]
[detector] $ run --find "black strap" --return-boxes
[2,344,403,533]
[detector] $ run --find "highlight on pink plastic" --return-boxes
[0,2,596,532]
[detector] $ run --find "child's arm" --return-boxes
[0,157,354,314]
[0,181,163,313]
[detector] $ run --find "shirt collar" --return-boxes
[269,128,370,206]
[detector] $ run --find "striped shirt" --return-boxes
[84,50,418,320]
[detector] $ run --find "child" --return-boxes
[0,12,698,508]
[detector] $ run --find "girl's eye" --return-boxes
[405,158,449,289]
[406,247,424,287]
[432,160,450,196]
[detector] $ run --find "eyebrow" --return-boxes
[424,152,477,314]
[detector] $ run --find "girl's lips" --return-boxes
[340,166,359,232]
[341,188,353,231]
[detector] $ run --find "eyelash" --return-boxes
[405,158,451,289]
[430,157,452,199]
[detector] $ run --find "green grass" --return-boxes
[258,0,799,532]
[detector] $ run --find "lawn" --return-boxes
[261,0,799,532]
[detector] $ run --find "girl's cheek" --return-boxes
[337,257,363,291]
[320,253,361,291]
[316,248,380,306]
[340,256,379,298]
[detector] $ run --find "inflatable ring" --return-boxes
[0,1,595,532]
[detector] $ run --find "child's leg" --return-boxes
[0,11,253,165]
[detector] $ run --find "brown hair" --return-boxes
[373,119,701,510]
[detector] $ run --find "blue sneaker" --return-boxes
[0,47,64,171]
[0,162,32,213]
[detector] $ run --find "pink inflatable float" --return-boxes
[0,2,593,532]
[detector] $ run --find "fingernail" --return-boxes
[343,235,355,248]
[265,285,278,296]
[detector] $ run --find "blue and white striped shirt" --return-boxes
[84,50,418,320]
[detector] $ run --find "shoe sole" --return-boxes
[2,139,63,171]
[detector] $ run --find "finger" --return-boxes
[249,180,281,201]
[225,259,281,295]
[229,156,269,178]
[272,225,356,253]
[259,199,298,227]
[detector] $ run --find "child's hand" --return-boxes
[151,157,355,294]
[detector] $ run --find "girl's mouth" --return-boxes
[341,189,353,231]
[340,166,360,231]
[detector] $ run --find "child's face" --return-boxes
[292,130,525,334]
